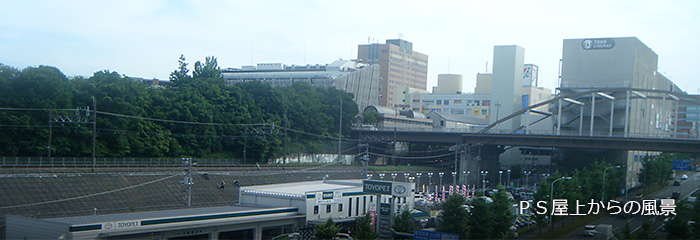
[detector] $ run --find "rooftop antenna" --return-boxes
[485,61,489,73]
[398,33,403,40]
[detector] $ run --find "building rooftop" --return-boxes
[47,205,289,226]
[240,180,363,196]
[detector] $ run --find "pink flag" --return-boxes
[462,184,467,196]
[442,186,446,201]
[435,185,439,201]
[449,185,454,195]
[455,185,460,195]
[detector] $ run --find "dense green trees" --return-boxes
[0,57,358,161]
[354,213,378,240]
[392,206,414,234]
[638,153,677,187]
[314,218,340,240]
[436,194,470,239]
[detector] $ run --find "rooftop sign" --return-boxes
[363,180,410,197]
[582,38,615,50]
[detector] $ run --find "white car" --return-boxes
[681,174,689,180]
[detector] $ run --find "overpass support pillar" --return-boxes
[461,145,503,189]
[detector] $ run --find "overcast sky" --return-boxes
[1,0,699,94]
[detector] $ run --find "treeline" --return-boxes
[0,56,358,162]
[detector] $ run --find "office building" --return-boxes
[559,36,687,189]
[358,39,429,107]
[223,60,380,111]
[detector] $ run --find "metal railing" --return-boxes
[0,157,246,175]
[356,127,698,140]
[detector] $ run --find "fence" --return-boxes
[0,157,251,175]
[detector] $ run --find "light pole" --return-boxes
[404,172,410,182]
[391,173,397,182]
[481,170,488,193]
[524,171,532,189]
[602,166,621,202]
[499,170,503,186]
[427,172,433,186]
[379,173,385,180]
[416,172,422,192]
[507,169,511,187]
[452,172,457,186]
[439,172,444,188]
[367,173,373,179]
[550,177,572,225]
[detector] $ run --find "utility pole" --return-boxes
[284,114,288,170]
[48,110,52,158]
[243,128,247,163]
[338,99,342,163]
[92,96,97,172]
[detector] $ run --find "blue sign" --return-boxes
[414,229,460,240]
[673,159,691,171]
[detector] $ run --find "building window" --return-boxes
[314,206,319,214]
[326,205,332,213]
[444,100,449,105]
[338,204,343,212]
[436,100,442,105]
[348,199,353,217]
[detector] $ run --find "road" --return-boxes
[558,170,700,239]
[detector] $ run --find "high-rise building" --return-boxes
[357,39,428,107]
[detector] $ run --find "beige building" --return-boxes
[358,39,429,107]
[432,74,463,94]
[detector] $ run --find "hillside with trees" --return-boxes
[0,56,358,162]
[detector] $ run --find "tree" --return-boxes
[354,212,378,240]
[314,218,340,240]
[469,198,494,239]
[193,56,221,79]
[393,206,414,233]
[169,54,191,85]
[362,110,380,125]
[491,186,515,238]
[436,194,470,239]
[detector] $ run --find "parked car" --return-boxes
[681,174,689,180]
[672,191,681,200]
[674,180,681,186]
[584,224,597,236]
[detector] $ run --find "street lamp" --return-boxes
[481,170,488,193]
[416,172,422,192]
[550,177,572,225]
[367,173,373,179]
[427,172,433,186]
[439,172,444,188]
[499,170,503,185]
[507,169,512,187]
[602,166,621,202]
[379,173,385,180]
[391,173,397,182]
[524,171,532,189]
[452,172,457,186]
[404,172,410,182]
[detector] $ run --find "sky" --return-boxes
[1,0,699,94]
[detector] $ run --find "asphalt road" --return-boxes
[558,170,700,239]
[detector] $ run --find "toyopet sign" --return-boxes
[363,180,411,197]
[315,191,342,204]
[582,38,615,50]
[102,220,141,230]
